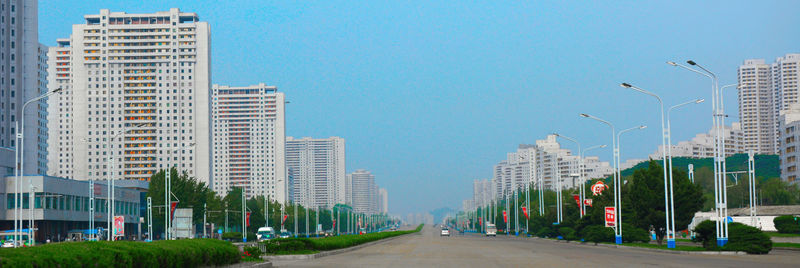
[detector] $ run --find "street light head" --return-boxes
[666,61,677,66]
[52,87,63,93]
[620,83,632,88]
[599,144,608,148]
[579,113,589,118]
[687,60,697,66]
[639,125,647,129]
[695,98,705,104]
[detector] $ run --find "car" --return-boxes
[440,228,450,236]
[256,227,276,241]
[359,228,366,235]
[279,230,292,239]
[390,226,397,231]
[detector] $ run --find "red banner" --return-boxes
[170,201,178,221]
[503,210,508,223]
[246,212,251,227]
[584,199,593,207]
[282,214,288,224]
[332,220,337,230]
[572,195,581,206]
[522,207,529,219]
[592,181,609,196]
[479,217,482,226]
[605,207,616,227]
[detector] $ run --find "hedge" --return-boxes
[0,239,240,268]
[692,220,772,254]
[773,215,799,234]
[261,224,422,254]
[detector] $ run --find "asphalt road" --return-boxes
[274,225,799,267]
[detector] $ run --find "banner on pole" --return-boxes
[246,212,251,227]
[572,195,581,206]
[502,210,508,223]
[479,217,482,226]
[282,214,288,224]
[113,216,125,237]
[522,207,529,219]
[604,207,616,227]
[584,199,593,207]
[170,201,179,221]
[332,219,336,230]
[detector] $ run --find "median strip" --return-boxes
[262,224,423,260]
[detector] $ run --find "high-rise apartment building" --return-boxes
[211,83,285,201]
[347,169,377,214]
[286,136,345,209]
[779,103,800,184]
[1,0,47,176]
[378,188,388,214]
[738,54,800,155]
[46,9,212,184]
[649,123,746,159]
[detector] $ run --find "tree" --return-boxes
[147,168,219,235]
[625,160,704,244]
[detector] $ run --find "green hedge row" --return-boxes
[693,220,772,254]
[0,239,240,268]
[773,215,799,234]
[262,224,422,254]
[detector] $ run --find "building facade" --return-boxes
[738,54,800,155]
[1,0,47,176]
[378,188,388,214]
[779,103,800,184]
[649,123,746,159]
[211,83,285,200]
[286,136,345,209]
[347,169,377,214]
[45,9,212,186]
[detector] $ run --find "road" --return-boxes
[274,225,799,267]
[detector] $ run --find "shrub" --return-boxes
[557,227,577,241]
[581,225,614,243]
[622,223,650,243]
[725,223,772,254]
[260,224,423,254]
[535,227,555,238]
[243,246,262,259]
[773,215,799,234]
[0,239,240,267]
[692,220,772,254]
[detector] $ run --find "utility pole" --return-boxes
[203,203,207,238]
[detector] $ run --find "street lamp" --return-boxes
[580,144,608,217]
[553,133,580,222]
[580,113,622,244]
[107,123,146,241]
[668,60,728,246]
[621,82,678,248]
[665,98,704,244]
[164,142,196,240]
[14,87,62,247]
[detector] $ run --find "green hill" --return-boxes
[617,154,780,181]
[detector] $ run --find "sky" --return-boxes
[39,0,800,216]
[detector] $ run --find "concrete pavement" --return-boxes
[274,225,799,267]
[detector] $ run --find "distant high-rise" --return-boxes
[212,83,285,201]
[1,0,47,176]
[378,188,388,214]
[738,54,800,155]
[286,136,345,209]
[46,9,212,183]
[347,169,377,214]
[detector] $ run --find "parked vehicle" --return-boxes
[279,230,292,238]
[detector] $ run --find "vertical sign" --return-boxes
[170,201,179,221]
[604,207,616,227]
[522,207,529,219]
[246,212,251,227]
[113,216,125,237]
[502,210,508,223]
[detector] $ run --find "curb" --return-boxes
[265,232,416,261]
[534,238,747,255]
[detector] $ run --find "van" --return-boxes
[256,227,275,241]
[485,223,497,236]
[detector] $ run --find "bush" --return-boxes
[557,227,577,241]
[725,223,772,254]
[261,224,423,254]
[243,246,262,259]
[535,227,556,238]
[221,232,256,242]
[581,225,614,243]
[622,223,650,243]
[692,220,772,254]
[774,215,800,234]
[0,239,240,267]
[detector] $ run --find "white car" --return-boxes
[440,228,450,236]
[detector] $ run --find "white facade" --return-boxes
[46,9,212,184]
[472,178,492,208]
[378,188,388,214]
[738,54,800,155]
[779,103,800,184]
[347,169,377,214]
[286,136,345,208]
[211,83,285,201]
[1,0,45,176]
[649,123,746,159]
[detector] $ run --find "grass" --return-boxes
[773,242,800,249]
[600,242,707,252]
[262,224,423,255]
[765,232,800,238]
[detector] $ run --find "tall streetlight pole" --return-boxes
[107,123,145,241]
[666,98,705,246]
[164,142,195,240]
[553,133,580,220]
[621,82,677,248]
[580,113,621,244]
[15,87,62,247]
[668,60,728,246]
[580,144,607,217]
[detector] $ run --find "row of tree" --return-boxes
[145,168,392,238]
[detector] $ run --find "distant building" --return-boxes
[347,169,377,214]
[286,137,345,209]
[779,103,800,184]
[649,123,745,159]
[378,188,388,214]
[211,83,286,200]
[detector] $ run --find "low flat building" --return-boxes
[0,175,144,242]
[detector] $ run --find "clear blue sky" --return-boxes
[39,1,800,216]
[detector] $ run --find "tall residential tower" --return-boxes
[286,136,345,209]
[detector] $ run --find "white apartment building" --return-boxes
[378,188,388,214]
[46,9,212,185]
[779,103,800,184]
[491,135,613,200]
[212,83,285,200]
[472,178,492,208]
[649,123,746,159]
[286,136,345,209]
[738,54,800,155]
[347,169,377,214]
[1,0,47,176]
